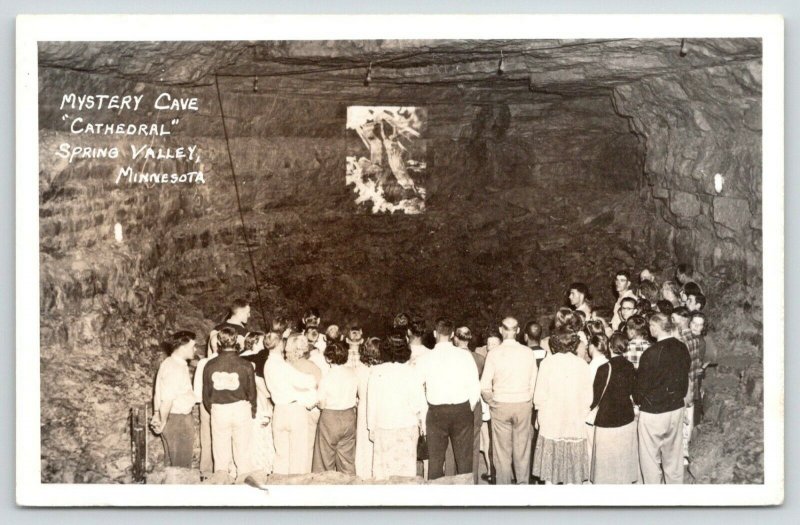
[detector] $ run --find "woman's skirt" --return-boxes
[372,426,419,480]
[591,421,639,484]
[532,434,589,484]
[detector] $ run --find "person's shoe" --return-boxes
[480,473,495,484]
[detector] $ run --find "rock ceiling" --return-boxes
[39,38,761,97]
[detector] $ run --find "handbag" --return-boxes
[417,432,429,461]
[586,363,612,426]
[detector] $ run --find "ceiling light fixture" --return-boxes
[253,75,259,92]
[679,38,688,57]
[364,62,373,86]
[498,50,505,75]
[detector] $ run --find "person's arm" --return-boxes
[367,373,377,436]
[633,349,651,407]
[533,359,548,408]
[466,355,481,411]
[415,372,428,434]
[480,352,496,406]
[528,355,539,403]
[202,363,213,414]
[317,374,329,410]
[245,366,257,418]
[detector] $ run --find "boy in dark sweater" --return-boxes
[203,326,257,480]
[634,313,691,484]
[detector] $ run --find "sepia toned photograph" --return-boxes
[16,14,784,506]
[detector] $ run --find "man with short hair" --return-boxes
[523,320,545,483]
[203,326,258,480]
[611,271,638,331]
[480,317,538,485]
[686,292,706,312]
[209,299,251,353]
[675,263,694,286]
[634,314,691,484]
[415,317,481,479]
[152,330,198,468]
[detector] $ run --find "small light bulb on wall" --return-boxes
[364,62,372,86]
[114,222,124,243]
[498,50,505,75]
[679,38,688,57]
[714,173,725,193]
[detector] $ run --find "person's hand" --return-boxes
[684,395,693,408]
[149,414,165,435]
[419,423,426,436]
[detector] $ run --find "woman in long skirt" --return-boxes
[532,331,593,484]
[590,333,639,484]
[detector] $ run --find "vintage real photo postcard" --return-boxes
[16,14,784,506]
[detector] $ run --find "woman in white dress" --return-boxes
[354,337,382,479]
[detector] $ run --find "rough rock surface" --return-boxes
[37,39,762,484]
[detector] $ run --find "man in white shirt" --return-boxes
[480,318,538,484]
[152,330,198,469]
[415,317,481,479]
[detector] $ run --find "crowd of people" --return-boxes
[151,263,713,485]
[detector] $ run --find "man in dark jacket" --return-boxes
[634,313,691,484]
[203,326,257,480]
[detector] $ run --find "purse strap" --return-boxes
[597,361,612,405]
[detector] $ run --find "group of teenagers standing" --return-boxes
[151,263,711,485]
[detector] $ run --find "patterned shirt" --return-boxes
[624,338,651,370]
[679,328,703,399]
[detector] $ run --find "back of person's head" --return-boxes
[379,332,411,364]
[553,307,581,334]
[434,317,455,338]
[166,330,196,355]
[682,281,703,296]
[656,299,674,315]
[324,342,348,366]
[499,317,519,339]
[638,280,660,304]
[264,332,282,352]
[636,299,654,316]
[361,337,383,366]
[408,316,427,339]
[284,333,309,362]
[649,312,674,335]
[271,316,288,335]
[524,321,542,344]
[588,333,609,359]
[625,315,649,340]
[217,327,238,351]
[584,320,605,338]
[549,331,580,355]
[573,310,587,329]
[393,312,411,330]
[325,324,341,342]
[608,332,628,357]
[454,326,472,347]
[243,331,266,352]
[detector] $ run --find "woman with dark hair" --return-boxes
[532,332,592,484]
[354,337,381,479]
[366,334,426,480]
[589,332,638,484]
[312,342,359,475]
